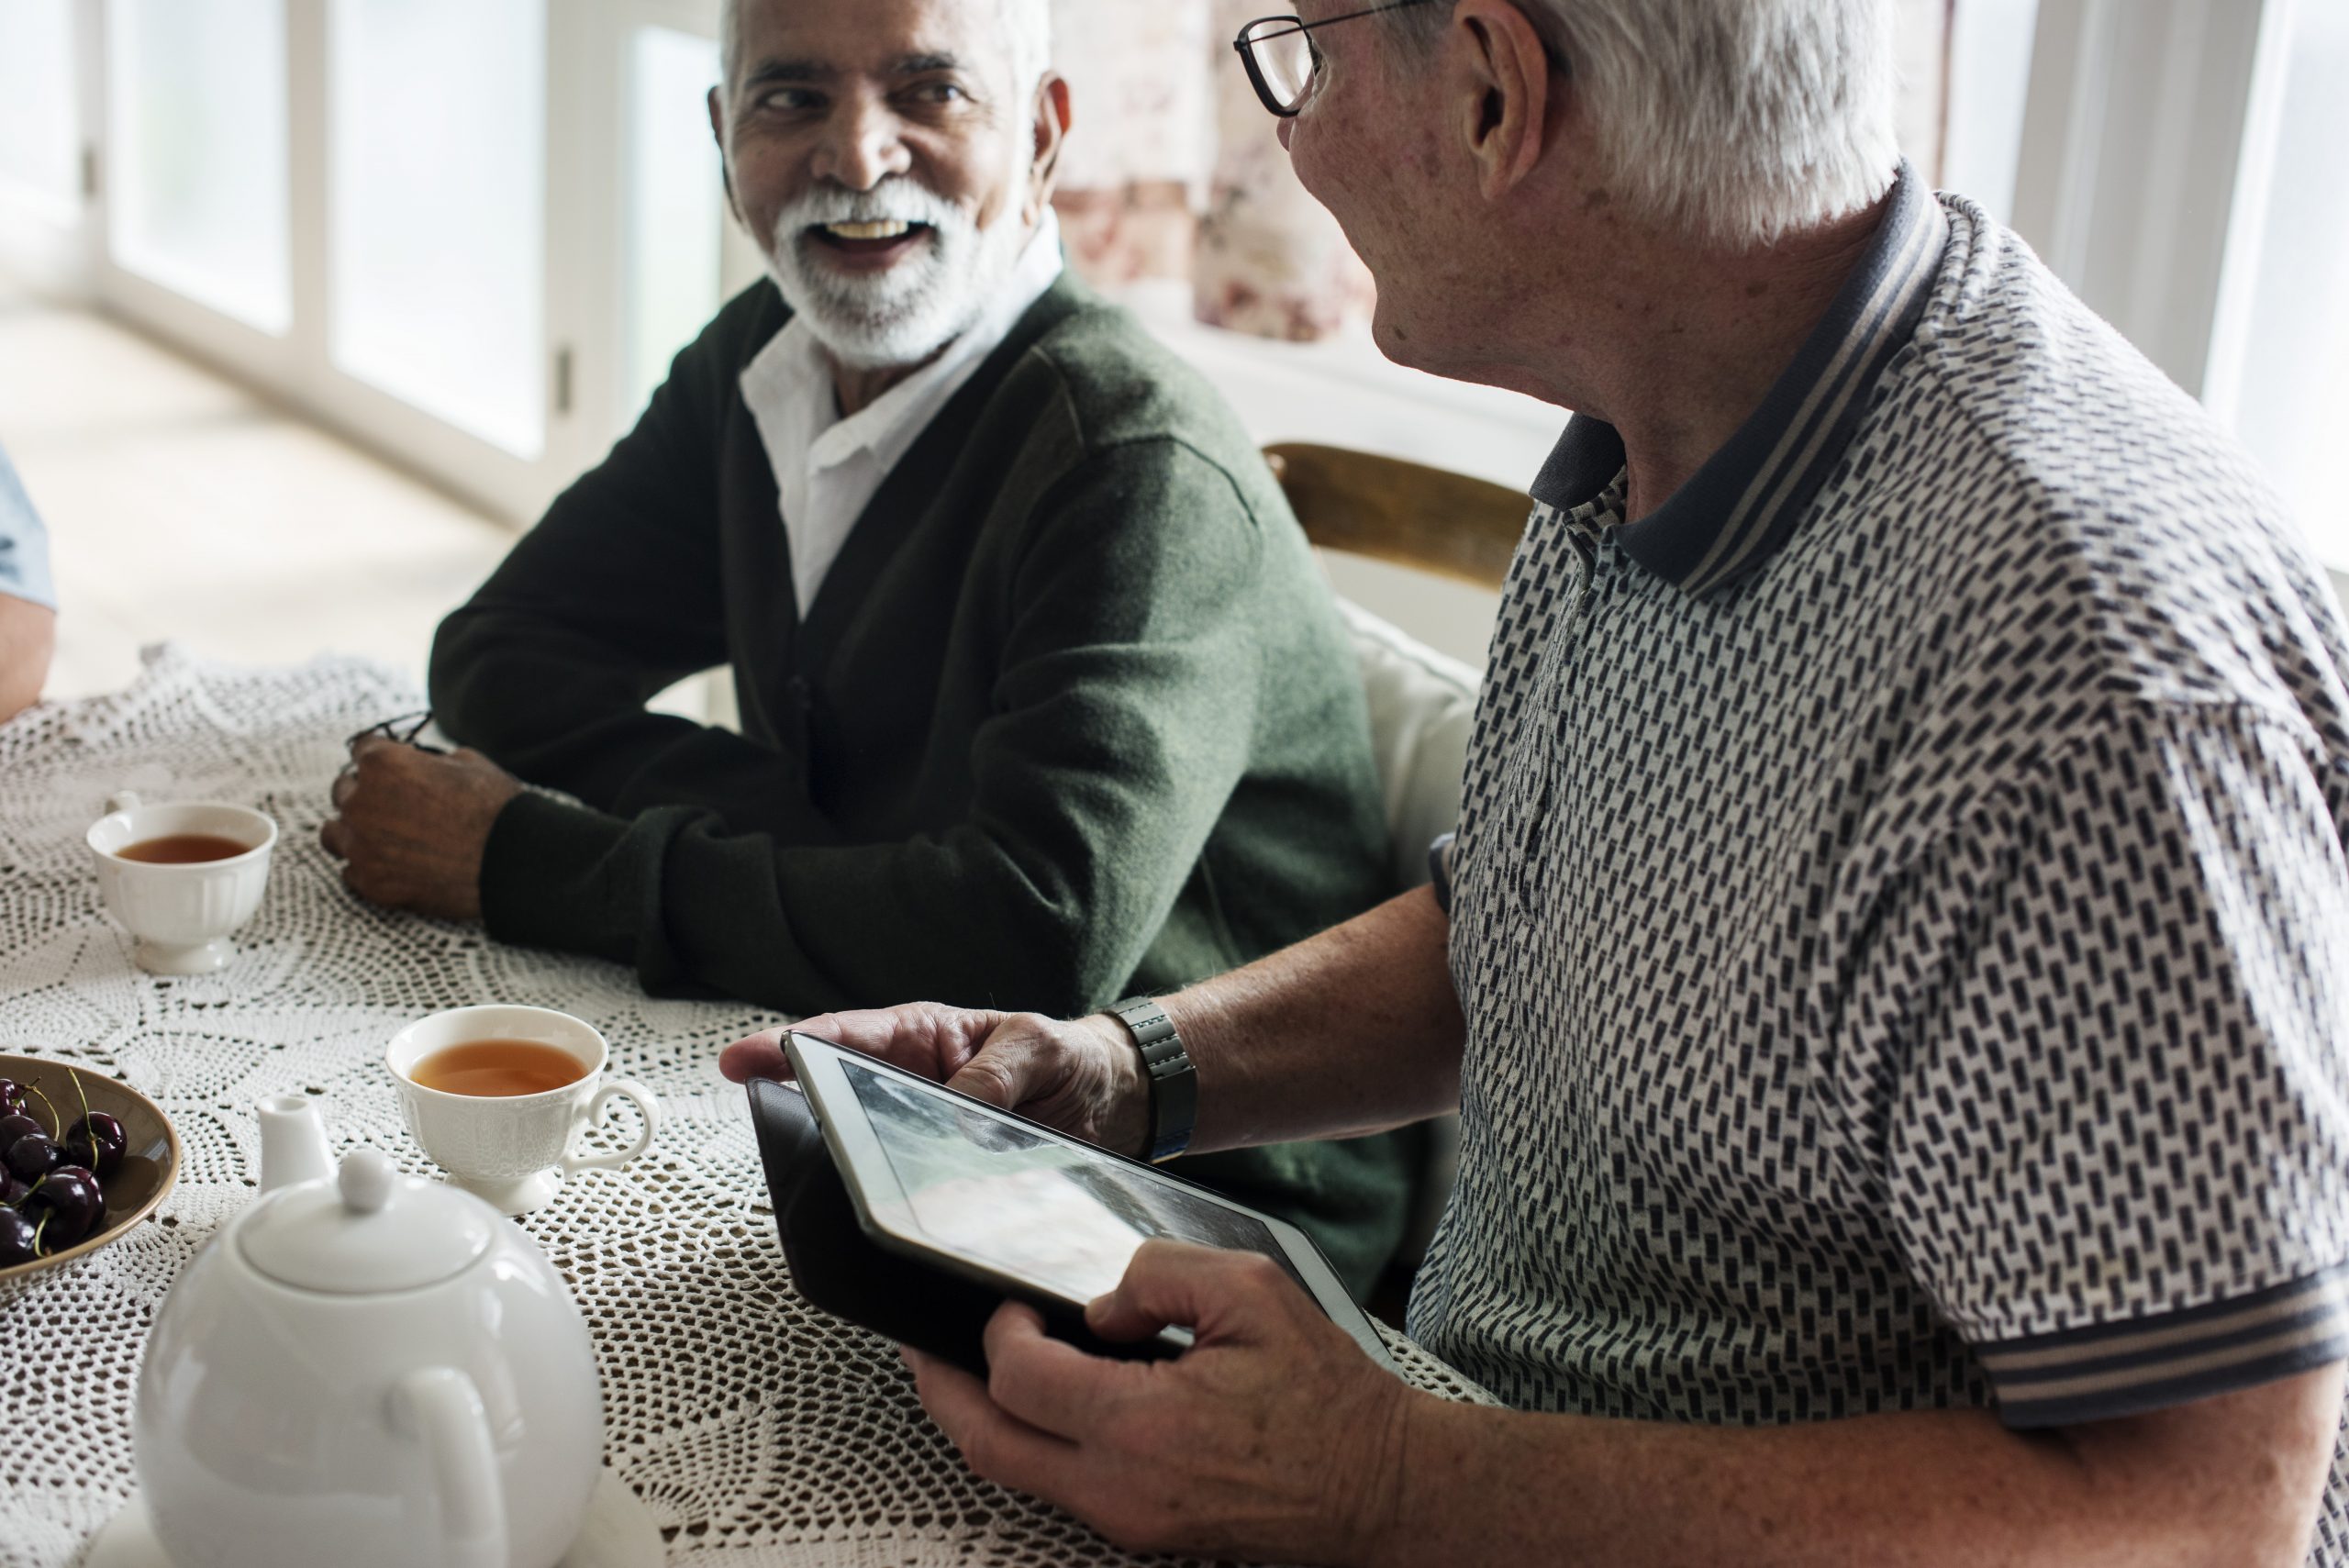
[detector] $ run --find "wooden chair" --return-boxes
[1263,442,1529,591]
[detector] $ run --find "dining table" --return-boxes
[0,644,1492,1568]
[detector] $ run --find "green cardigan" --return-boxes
[430,273,1414,1291]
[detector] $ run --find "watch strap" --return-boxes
[1109,995,1196,1162]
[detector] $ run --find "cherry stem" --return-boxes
[23,1081,59,1140]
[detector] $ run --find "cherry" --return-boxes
[0,1112,40,1150]
[0,1079,27,1118]
[0,1206,39,1265]
[5,1132,62,1183]
[63,1113,127,1181]
[23,1167,102,1248]
[0,1171,25,1207]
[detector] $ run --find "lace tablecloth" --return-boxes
[0,647,1490,1568]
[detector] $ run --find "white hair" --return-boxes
[1388,0,1898,249]
[720,0,1052,102]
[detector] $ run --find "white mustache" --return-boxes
[779,181,966,234]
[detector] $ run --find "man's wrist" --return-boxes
[1352,1391,1484,1568]
[1107,995,1197,1162]
[1078,1012,1152,1159]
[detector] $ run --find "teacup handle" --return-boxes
[562,1077,661,1175]
[106,790,142,816]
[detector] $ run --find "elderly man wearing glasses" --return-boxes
[724,0,2349,1562]
[321,0,1422,1298]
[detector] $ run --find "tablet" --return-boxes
[783,1030,1397,1371]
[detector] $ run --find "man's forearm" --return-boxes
[1374,1364,2342,1568]
[1155,884,1464,1154]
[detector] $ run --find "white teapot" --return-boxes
[133,1095,605,1568]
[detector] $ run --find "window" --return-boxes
[2210,0,2349,567]
[328,0,548,456]
[620,26,726,427]
[0,0,80,217]
[1944,0,2043,222]
[106,0,290,333]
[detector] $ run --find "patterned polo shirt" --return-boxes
[1408,165,2349,1559]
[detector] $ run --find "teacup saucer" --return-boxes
[83,1466,662,1568]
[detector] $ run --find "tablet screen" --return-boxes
[842,1058,1310,1306]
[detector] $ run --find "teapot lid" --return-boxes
[239,1148,495,1294]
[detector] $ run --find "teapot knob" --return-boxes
[339,1148,395,1214]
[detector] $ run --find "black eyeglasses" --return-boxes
[1232,1,1439,118]
[343,709,445,754]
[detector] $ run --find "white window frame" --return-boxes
[0,0,103,300]
[598,0,767,435]
[61,0,740,528]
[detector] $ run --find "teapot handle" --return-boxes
[390,1366,507,1568]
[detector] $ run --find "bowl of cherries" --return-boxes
[0,1054,180,1280]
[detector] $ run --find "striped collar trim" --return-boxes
[1530,163,1951,597]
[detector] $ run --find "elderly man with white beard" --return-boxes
[321,0,1419,1290]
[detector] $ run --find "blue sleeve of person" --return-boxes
[0,445,57,610]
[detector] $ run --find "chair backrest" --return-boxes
[1332,599,1478,894]
[1264,442,1529,591]
[1267,443,1527,891]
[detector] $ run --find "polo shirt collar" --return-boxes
[1530,162,1951,596]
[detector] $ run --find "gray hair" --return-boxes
[720,0,1052,105]
[1386,0,1898,249]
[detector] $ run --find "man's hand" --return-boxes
[904,1240,1418,1563]
[718,1004,1149,1157]
[320,735,520,921]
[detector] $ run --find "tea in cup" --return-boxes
[387,1005,661,1215]
[85,791,278,974]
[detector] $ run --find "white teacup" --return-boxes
[387,1005,661,1216]
[86,791,278,975]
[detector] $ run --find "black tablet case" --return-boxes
[745,1075,1178,1375]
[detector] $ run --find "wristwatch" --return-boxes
[1108,995,1197,1163]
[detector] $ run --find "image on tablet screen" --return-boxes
[843,1060,1308,1304]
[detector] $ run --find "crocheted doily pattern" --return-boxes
[0,647,1491,1568]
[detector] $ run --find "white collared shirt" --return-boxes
[738,212,1065,618]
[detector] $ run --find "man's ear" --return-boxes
[1450,0,1552,201]
[707,86,745,227]
[1025,72,1073,223]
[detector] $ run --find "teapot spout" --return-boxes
[255,1095,332,1194]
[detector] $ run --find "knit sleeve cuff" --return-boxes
[477,790,640,966]
[1978,1265,2349,1429]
